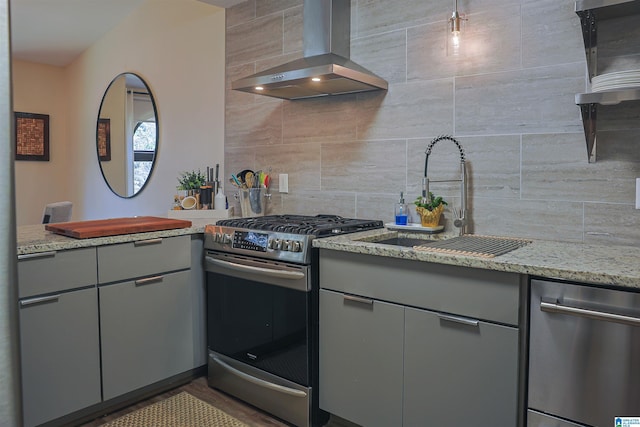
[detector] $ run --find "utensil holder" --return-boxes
[237,188,265,217]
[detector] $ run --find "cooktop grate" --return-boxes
[217,214,383,236]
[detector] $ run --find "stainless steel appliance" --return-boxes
[528,278,640,427]
[204,215,383,427]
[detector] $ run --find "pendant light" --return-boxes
[447,0,467,56]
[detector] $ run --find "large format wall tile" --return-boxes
[283,95,358,144]
[407,4,523,80]
[584,203,640,246]
[456,63,584,135]
[282,191,357,217]
[320,140,407,194]
[522,133,639,203]
[522,0,584,68]
[352,29,407,84]
[356,0,449,38]
[256,0,301,18]
[225,102,282,147]
[356,79,454,140]
[226,13,283,66]
[471,198,585,242]
[283,5,303,55]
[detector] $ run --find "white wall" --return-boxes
[12,60,70,225]
[13,0,225,224]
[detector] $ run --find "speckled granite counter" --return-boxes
[313,228,640,289]
[17,220,208,256]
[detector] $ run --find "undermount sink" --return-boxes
[375,235,531,258]
[375,237,432,247]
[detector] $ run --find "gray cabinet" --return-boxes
[404,307,519,426]
[319,249,523,427]
[98,236,193,400]
[17,248,100,427]
[319,289,404,427]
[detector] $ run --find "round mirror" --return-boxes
[97,73,158,198]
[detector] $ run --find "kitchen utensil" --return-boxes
[245,171,255,189]
[237,169,253,185]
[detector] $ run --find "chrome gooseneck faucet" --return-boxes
[422,135,467,236]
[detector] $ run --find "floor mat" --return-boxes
[101,391,249,427]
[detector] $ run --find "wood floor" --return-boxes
[79,376,291,427]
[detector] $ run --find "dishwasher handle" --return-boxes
[540,300,640,327]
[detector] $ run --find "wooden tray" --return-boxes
[45,216,192,239]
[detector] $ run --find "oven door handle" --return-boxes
[213,356,308,398]
[205,256,305,280]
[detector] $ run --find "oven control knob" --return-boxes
[283,240,292,251]
[215,232,223,243]
[223,234,232,244]
[291,241,302,252]
[272,239,282,250]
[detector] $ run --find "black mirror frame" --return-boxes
[96,72,159,198]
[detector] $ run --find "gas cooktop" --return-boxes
[205,215,383,264]
[217,214,383,237]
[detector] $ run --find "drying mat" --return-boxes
[101,391,249,427]
[413,235,531,258]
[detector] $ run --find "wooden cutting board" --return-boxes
[45,216,193,239]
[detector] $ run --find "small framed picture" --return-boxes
[97,118,111,161]
[15,112,50,161]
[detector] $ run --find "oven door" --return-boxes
[205,251,311,386]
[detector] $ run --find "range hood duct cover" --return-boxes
[231,0,388,100]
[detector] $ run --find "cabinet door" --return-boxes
[100,270,193,400]
[19,287,101,427]
[319,289,404,427]
[404,307,519,427]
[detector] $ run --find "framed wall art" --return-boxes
[15,112,50,161]
[97,118,111,161]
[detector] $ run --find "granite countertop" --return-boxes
[312,228,640,289]
[17,220,209,255]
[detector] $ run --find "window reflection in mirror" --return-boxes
[97,73,158,198]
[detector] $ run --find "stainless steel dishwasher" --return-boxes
[528,278,640,427]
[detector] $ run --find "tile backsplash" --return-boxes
[224,0,640,246]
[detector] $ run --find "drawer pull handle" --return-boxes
[135,276,164,286]
[20,295,60,307]
[540,301,640,327]
[437,313,479,327]
[343,294,374,306]
[134,238,163,247]
[18,251,56,260]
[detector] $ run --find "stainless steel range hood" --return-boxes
[232,0,388,100]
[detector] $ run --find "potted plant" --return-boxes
[414,192,447,227]
[177,169,207,195]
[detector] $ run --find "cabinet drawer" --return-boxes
[320,250,521,326]
[98,235,190,283]
[18,247,97,298]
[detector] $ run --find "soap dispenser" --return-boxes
[395,192,408,225]
[214,187,226,211]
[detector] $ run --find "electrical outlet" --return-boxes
[279,174,289,193]
[636,178,640,209]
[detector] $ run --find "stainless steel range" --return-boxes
[204,215,383,427]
